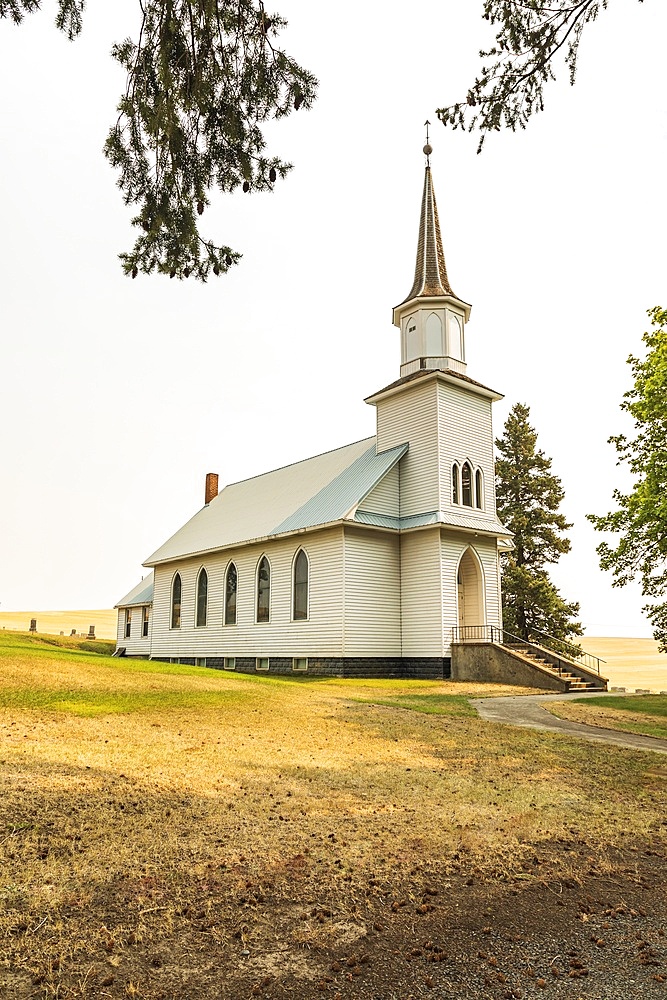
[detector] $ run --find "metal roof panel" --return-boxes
[271,443,408,535]
[115,571,155,607]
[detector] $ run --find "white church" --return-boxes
[116,152,515,679]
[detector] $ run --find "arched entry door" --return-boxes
[457,547,485,635]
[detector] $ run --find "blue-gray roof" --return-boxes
[271,443,407,535]
[354,509,512,536]
[115,571,154,608]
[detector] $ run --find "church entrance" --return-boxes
[456,547,485,637]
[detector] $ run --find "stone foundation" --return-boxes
[451,643,568,691]
[150,656,451,680]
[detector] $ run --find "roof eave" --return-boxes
[365,369,503,406]
[392,292,472,327]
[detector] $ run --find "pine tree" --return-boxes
[438,1,646,152]
[1,0,316,281]
[2,1,643,275]
[588,307,667,651]
[495,402,582,643]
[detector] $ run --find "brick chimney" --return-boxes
[205,473,219,505]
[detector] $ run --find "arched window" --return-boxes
[425,312,443,356]
[257,556,270,623]
[475,469,483,509]
[224,562,237,625]
[462,462,473,507]
[171,573,182,629]
[196,568,208,627]
[448,313,463,359]
[405,315,419,360]
[452,463,460,504]
[293,549,309,621]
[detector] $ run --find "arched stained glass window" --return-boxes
[196,568,208,627]
[293,549,309,621]
[225,563,237,625]
[171,573,182,629]
[452,463,460,504]
[475,469,483,509]
[257,556,270,623]
[462,462,473,507]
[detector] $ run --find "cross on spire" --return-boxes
[423,120,432,165]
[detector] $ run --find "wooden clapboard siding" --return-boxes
[356,465,399,517]
[399,528,444,656]
[440,533,502,654]
[149,527,345,659]
[437,382,496,515]
[476,536,502,628]
[116,606,151,656]
[375,381,440,517]
[440,534,462,650]
[342,527,401,655]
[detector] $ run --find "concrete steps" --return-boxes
[507,644,606,692]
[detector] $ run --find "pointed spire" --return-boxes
[401,163,456,304]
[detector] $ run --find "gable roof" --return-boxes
[115,571,154,608]
[144,437,408,567]
[272,442,407,534]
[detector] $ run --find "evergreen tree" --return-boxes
[2,1,645,276]
[588,307,667,651]
[1,0,316,281]
[495,402,582,643]
[438,0,646,152]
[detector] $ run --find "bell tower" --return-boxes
[392,131,471,378]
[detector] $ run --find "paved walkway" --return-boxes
[471,691,667,755]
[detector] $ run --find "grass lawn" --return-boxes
[548,694,667,740]
[1,632,666,999]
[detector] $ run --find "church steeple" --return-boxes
[393,138,471,378]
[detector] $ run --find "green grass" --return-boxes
[0,685,258,717]
[571,694,667,739]
[354,693,476,717]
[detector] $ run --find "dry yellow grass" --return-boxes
[0,609,117,640]
[1,633,666,997]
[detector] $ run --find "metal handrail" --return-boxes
[450,624,604,676]
[527,625,605,676]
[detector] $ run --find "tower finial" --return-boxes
[423,120,432,165]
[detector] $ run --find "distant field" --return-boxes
[0,609,117,640]
[581,636,667,691]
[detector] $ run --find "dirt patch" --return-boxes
[2,842,666,999]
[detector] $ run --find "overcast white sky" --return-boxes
[1,0,665,637]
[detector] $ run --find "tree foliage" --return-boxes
[1,0,316,280]
[588,307,667,651]
[496,402,582,643]
[437,0,644,152]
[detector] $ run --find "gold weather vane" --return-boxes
[423,120,432,165]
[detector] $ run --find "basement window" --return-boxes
[256,657,270,672]
[224,657,236,671]
[292,657,308,672]
[196,657,206,667]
